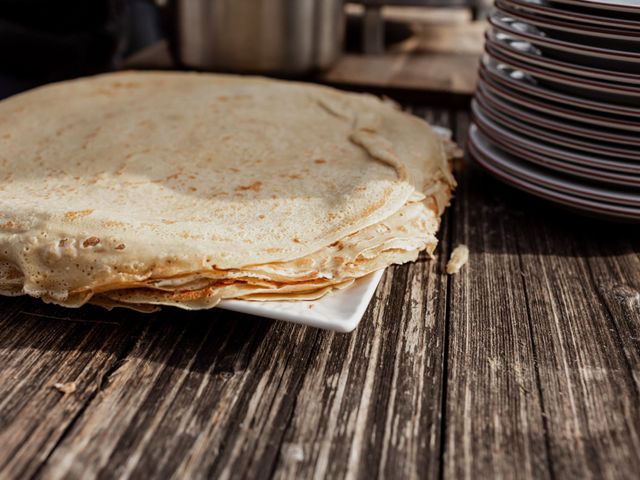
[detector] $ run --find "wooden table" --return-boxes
[1,108,639,480]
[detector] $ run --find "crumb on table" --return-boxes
[447,245,469,275]
[52,382,77,394]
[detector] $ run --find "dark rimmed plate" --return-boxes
[474,78,640,161]
[468,125,640,222]
[468,125,640,207]
[472,100,640,187]
[487,29,640,86]
[482,56,640,117]
[496,0,640,43]
[549,0,640,15]
[507,0,640,30]
[486,38,640,107]
[489,11,640,72]
[480,54,640,132]
[476,81,640,146]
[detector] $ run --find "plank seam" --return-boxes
[515,232,556,480]
[266,329,323,480]
[437,204,454,480]
[376,264,413,480]
[438,108,460,480]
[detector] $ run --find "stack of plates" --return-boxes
[469,0,640,221]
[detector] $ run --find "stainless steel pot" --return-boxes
[169,0,345,74]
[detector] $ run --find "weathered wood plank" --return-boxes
[36,312,317,479]
[442,166,551,479]
[0,300,143,479]
[584,232,640,395]
[513,207,640,479]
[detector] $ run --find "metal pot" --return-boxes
[169,0,345,74]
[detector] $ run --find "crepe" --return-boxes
[0,71,456,310]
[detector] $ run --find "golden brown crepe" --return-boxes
[0,71,456,310]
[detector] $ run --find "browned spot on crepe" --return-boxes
[64,209,94,221]
[235,181,263,192]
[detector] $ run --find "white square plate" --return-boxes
[217,269,385,332]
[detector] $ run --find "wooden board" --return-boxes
[318,51,480,95]
[319,14,485,95]
[1,109,639,479]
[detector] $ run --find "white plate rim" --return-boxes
[217,269,385,332]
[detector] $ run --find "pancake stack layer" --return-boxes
[0,72,455,311]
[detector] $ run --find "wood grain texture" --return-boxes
[0,302,143,478]
[514,206,640,479]
[0,109,639,480]
[443,167,551,480]
[39,314,317,480]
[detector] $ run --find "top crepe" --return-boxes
[0,71,454,307]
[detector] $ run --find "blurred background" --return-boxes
[0,0,489,101]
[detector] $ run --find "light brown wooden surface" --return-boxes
[319,17,485,95]
[319,51,480,95]
[1,109,639,480]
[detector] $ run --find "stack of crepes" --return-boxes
[0,71,456,312]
